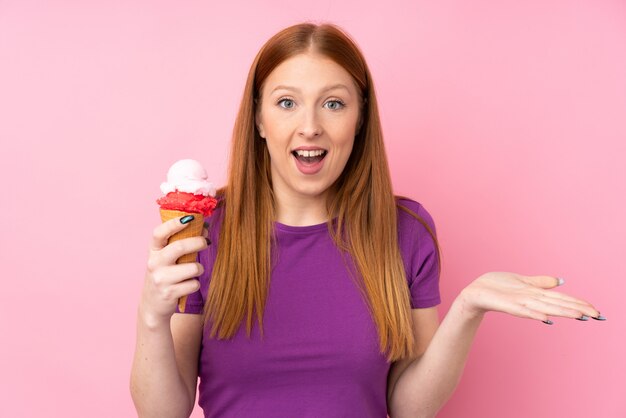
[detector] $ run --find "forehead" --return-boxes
[262,53,358,95]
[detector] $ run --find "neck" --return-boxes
[273,189,330,226]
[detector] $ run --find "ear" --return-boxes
[256,120,265,139]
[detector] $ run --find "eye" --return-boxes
[277,98,295,109]
[325,99,345,110]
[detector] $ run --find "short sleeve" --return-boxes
[397,199,441,309]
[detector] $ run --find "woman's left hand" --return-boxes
[458,272,605,324]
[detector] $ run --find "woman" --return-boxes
[130,22,604,417]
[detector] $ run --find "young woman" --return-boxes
[131,22,604,417]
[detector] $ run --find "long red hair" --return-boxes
[204,22,441,362]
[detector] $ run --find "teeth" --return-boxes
[295,149,325,157]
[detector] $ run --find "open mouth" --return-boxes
[291,149,328,165]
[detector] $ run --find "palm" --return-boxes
[460,272,602,323]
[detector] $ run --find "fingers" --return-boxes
[539,289,595,308]
[523,298,594,321]
[540,290,595,310]
[148,236,208,270]
[478,294,550,322]
[473,272,607,325]
[516,293,604,324]
[153,276,202,301]
[151,263,205,289]
[161,236,208,265]
[521,275,605,321]
[536,294,602,320]
[498,299,589,324]
[150,215,198,251]
[505,304,551,323]
[520,275,563,289]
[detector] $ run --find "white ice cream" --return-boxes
[160,159,216,197]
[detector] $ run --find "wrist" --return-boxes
[137,303,172,332]
[454,287,487,322]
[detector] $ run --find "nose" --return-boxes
[298,108,322,139]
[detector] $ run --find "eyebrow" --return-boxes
[270,83,351,95]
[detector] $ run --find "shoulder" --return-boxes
[395,196,437,236]
[394,196,439,275]
[395,197,442,307]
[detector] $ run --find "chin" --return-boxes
[293,183,330,198]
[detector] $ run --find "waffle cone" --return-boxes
[160,209,204,263]
[159,209,204,313]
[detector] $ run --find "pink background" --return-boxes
[1,1,624,417]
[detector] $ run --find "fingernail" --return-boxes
[205,238,212,246]
[575,315,589,321]
[592,314,607,321]
[542,320,554,325]
[180,215,195,224]
[556,277,565,286]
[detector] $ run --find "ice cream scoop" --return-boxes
[157,158,218,216]
[157,159,218,313]
[160,158,216,197]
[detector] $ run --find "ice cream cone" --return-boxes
[157,159,216,313]
[159,209,204,312]
[160,209,204,263]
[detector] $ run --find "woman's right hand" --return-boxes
[139,216,209,328]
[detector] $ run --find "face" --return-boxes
[255,52,362,205]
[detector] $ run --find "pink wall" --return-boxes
[1,1,624,417]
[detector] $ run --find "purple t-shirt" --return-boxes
[176,198,441,417]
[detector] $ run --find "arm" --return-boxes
[130,216,209,417]
[130,310,203,418]
[387,292,482,418]
[386,307,439,407]
[388,272,603,418]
